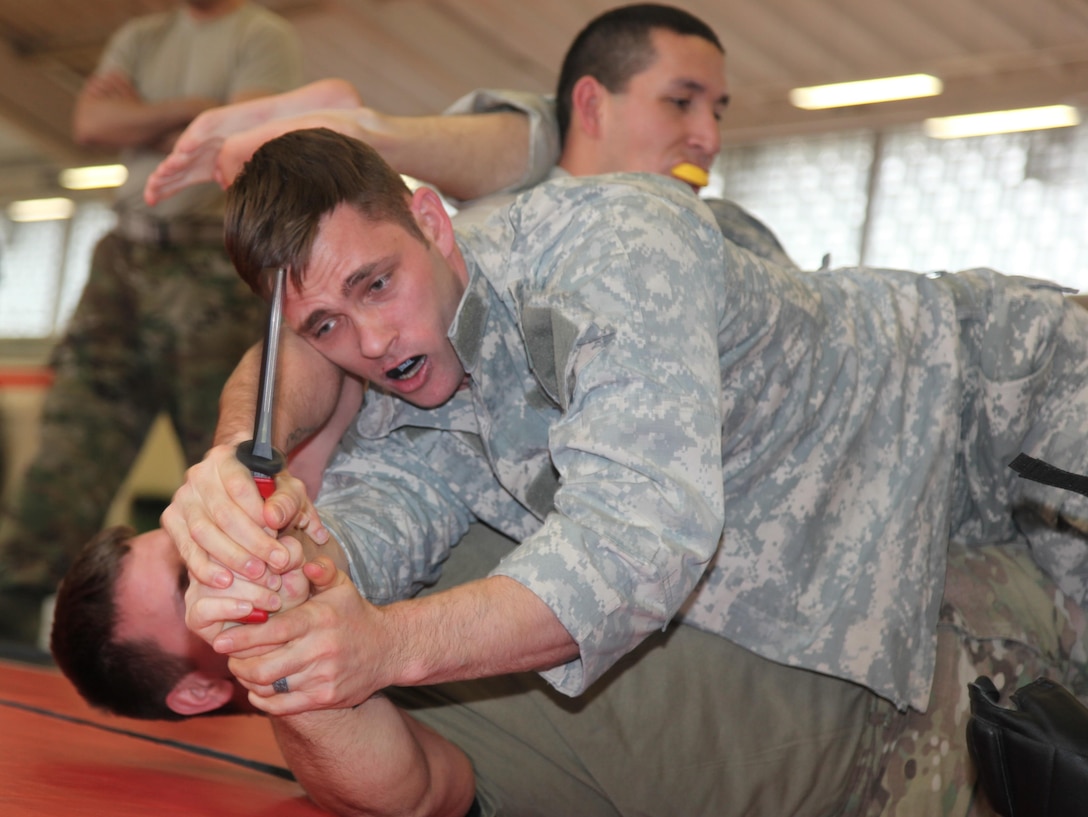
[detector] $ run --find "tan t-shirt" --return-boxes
[97,2,303,221]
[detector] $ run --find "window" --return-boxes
[0,201,115,340]
[4,123,1088,348]
[716,122,1088,293]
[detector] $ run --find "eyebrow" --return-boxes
[671,78,731,108]
[300,308,333,338]
[298,258,392,336]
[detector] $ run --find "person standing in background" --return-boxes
[0,0,303,645]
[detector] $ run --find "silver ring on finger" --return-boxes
[273,676,290,694]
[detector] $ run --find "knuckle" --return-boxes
[208,504,239,532]
[188,515,217,542]
[159,504,178,527]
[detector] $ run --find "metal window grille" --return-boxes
[716,123,1088,292]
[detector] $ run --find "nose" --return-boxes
[357,317,395,360]
[689,104,722,160]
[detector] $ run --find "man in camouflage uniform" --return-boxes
[141,124,1088,816]
[125,5,1088,813]
[0,0,302,643]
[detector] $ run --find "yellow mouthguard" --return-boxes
[671,162,709,188]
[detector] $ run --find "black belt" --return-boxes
[1009,452,1088,497]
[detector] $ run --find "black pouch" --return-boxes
[967,675,1088,816]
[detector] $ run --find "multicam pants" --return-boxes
[861,540,1088,816]
[0,230,265,591]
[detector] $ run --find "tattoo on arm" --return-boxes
[286,424,321,452]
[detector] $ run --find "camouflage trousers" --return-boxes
[0,230,265,591]
[855,539,1088,816]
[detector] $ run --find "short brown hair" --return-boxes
[50,526,193,721]
[224,127,426,297]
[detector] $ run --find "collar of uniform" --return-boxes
[447,255,492,374]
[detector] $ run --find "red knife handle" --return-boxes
[234,609,270,624]
[252,472,277,499]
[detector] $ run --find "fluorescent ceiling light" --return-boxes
[8,197,75,222]
[924,105,1080,139]
[59,163,128,190]
[790,74,942,109]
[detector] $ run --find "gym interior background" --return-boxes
[3,0,1088,539]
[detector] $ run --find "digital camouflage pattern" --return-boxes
[444,88,1088,812]
[443,97,1088,809]
[318,172,1088,714]
[702,197,796,270]
[0,233,264,592]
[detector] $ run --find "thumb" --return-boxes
[263,493,291,530]
[303,555,343,593]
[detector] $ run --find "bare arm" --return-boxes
[218,569,578,716]
[74,66,292,152]
[145,79,531,204]
[212,106,532,200]
[287,375,367,500]
[145,78,363,202]
[72,70,218,150]
[274,700,475,817]
[214,328,347,449]
[357,108,530,201]
[270,562,475,817]
[184,537,475,817]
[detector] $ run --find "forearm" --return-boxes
[189,79,363,157]
[215,330,346,451]
[244,77,362,122]
[218,106,531,202]
[273,702,475,817]
[165,331,343,589]
[287,376,366,499]
[217,570,578,716]
[221,557,480,814]
[357,109,530,201]
[73,94,214,149]
[382,575,577,688]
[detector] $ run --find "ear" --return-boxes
[409,186,457,257]
[570,75,607,138]
[165,671,236,717]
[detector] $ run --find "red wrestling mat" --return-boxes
[0,658,328,816]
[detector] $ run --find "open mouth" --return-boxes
[386,355,425,381]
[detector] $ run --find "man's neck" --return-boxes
[557,135,612,179]
[557,148,589,179]
[183,0,245,23]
